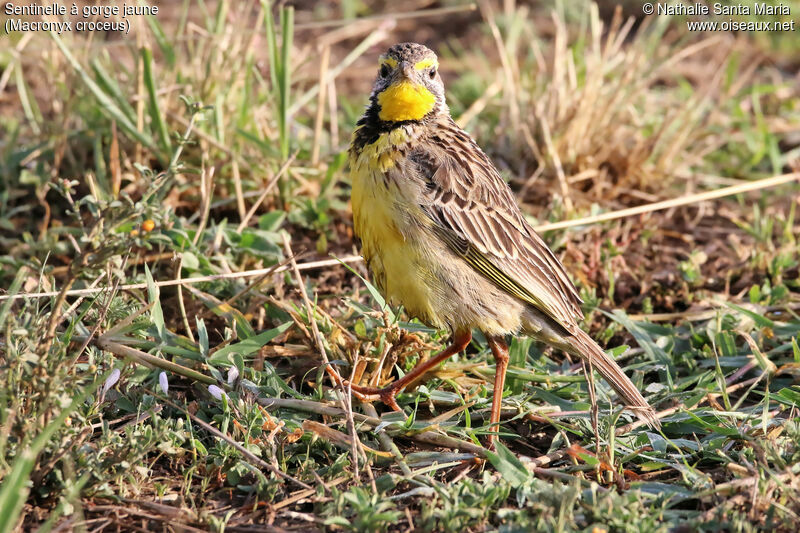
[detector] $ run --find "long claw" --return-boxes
[326,330,473,414]
[379,389,402,411]
[339,379,403,412]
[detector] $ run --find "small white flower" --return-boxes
[227,366,239,386]
[102,369,121,395]
[159,372,169,394]
[208,385,226,400]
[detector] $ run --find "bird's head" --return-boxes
[370,42,446,123]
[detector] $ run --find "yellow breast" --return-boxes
[350,129,442,327]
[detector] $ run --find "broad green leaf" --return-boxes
[197,317,209,358]
[145,264,165,341]
[485,441,530,488]
[726,302,775,329]
[209,322,291,361]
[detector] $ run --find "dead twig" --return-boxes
[281,233,364,480]
[237,151,297,232]
[535,172,800,232]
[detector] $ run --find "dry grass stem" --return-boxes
[535,172,800,232]
[0,256,364,302]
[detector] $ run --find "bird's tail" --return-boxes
[566,328,660,430]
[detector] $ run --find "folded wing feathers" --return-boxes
[405,119,657,426]
[415,120,584,326]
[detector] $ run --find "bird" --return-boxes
[343,42,659,447]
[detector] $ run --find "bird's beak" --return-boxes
[400,62,416,81]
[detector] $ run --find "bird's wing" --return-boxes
[408,122,583,326]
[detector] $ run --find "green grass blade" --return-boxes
[213,0,229,36]
[485,442,530,488]
[0,269,25,330]
[141,47,172,154]
[263,1,278,94]
[215,93,225,144]
[14,62,42,135]
[507,337,532,395]
[145,13,176,68]
[90,59,137,125]
[335,256,395,322]
[49,31,157,152]
[0,373,106,533]
[279,6,293,160]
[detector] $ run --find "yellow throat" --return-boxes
[377,81,436,122]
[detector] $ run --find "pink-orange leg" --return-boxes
[330,330,472,412]
[486,336,510,450]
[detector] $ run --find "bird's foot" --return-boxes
[332,376,404,412]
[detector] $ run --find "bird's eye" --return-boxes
[429,67,436,79]
[380,64,391,78]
